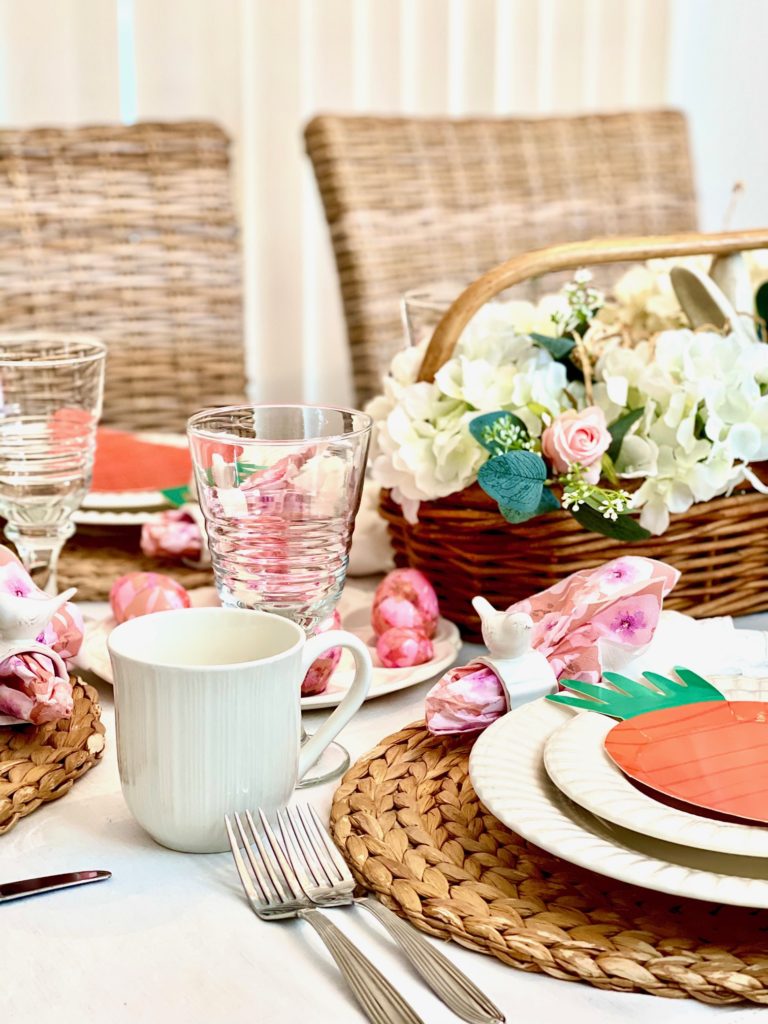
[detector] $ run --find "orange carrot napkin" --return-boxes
[91,428,192,493]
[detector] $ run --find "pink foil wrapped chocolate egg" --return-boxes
[109,571,191,624]
[301,610,342,697]
[371,569,439,638]
[140,509,203,560]
[376,626,433,668]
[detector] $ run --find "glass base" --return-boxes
[296,737,351,789]
[4,520,74,595]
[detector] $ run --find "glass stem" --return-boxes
[4,522,73,595]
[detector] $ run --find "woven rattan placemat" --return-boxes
[330,723,768,1005]
[0,680,106,835]
[58,525,211,601]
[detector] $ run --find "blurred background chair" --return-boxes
[0,120,246,432]
[305,110,697,404]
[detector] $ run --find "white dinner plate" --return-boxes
[543,675,768,859]
[75,584,462,710]
[469,679,768,909]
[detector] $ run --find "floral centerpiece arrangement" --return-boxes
[368,254,768,540]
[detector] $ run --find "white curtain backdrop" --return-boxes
[0,0,765,409]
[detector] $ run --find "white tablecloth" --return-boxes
[6,614,768,1024]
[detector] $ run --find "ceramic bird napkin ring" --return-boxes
[425,552,768,736]
[0,547,84,724]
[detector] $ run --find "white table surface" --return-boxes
[6,611,768,1024]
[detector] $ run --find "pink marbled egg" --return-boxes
[376,626,434,668]
[371,569,439,638]
[109,571,191,624]
[301,609,342,697]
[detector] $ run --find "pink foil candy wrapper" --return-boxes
[0,547,84,724]
[302,610,342,697]
[140,509,203,560]
[377,627,433,668]
[425,556,680,735]
[372,569,439,638]
[110,571,191,624]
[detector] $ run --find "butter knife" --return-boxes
[0,870,111,903]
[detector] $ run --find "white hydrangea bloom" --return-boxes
[369,258,768,532]
[595,327,768,533]
[367,299,573,513]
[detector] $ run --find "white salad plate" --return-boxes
[75,583,462,711]
[543,675,768,859]
[469,678,768,909]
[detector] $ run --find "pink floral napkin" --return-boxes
[0,548,84,724]
[425,556,679,735]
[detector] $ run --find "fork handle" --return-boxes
[357,897,505,1024]
[298,908,425,1024]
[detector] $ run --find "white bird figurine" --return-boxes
[0,586,77,642]
[472,596,558,709]
[472,596,534,658]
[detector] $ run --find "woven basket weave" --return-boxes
[305,110,696,404]
[57,525,212,602]
[381,228,768,641]
[0,121,246,432]
[0,680,105,835]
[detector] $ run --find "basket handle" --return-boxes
[416,228,768,382]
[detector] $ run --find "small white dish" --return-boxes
[75,583,462,710]
[543,675,768,859]
[469,679,768,909]
[73,508,163,526]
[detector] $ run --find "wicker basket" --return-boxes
[380,228,768,642]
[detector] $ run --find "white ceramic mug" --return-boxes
[108,606,371,853]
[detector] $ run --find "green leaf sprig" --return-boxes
[469,408,651,540]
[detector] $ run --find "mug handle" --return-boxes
[297,630,372,780]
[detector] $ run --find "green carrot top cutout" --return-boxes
[546,666,725,721]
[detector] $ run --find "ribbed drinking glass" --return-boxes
[187,404,371,632]
[0,334,106,593]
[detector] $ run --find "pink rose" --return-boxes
[541,406,611,484]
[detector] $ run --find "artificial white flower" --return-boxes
[614,435,658,478]
[367,294,574,507]
[632,478,694,534]
[369,258,768,534]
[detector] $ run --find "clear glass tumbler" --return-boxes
[401,282,460,346]
[0,334,106,593]
[187,404,372,785]
[188,404,371,631]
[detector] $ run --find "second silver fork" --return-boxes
[277,805,505,1024]
[227,810,424,1024]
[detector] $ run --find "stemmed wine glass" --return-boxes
[0,334,106,593]
[187,404,372,785]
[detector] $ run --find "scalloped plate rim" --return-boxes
[543,675,768,858]
[469,678,768,909]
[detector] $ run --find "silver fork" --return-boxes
[277,805,506,1024]
[225,811,425,1024]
